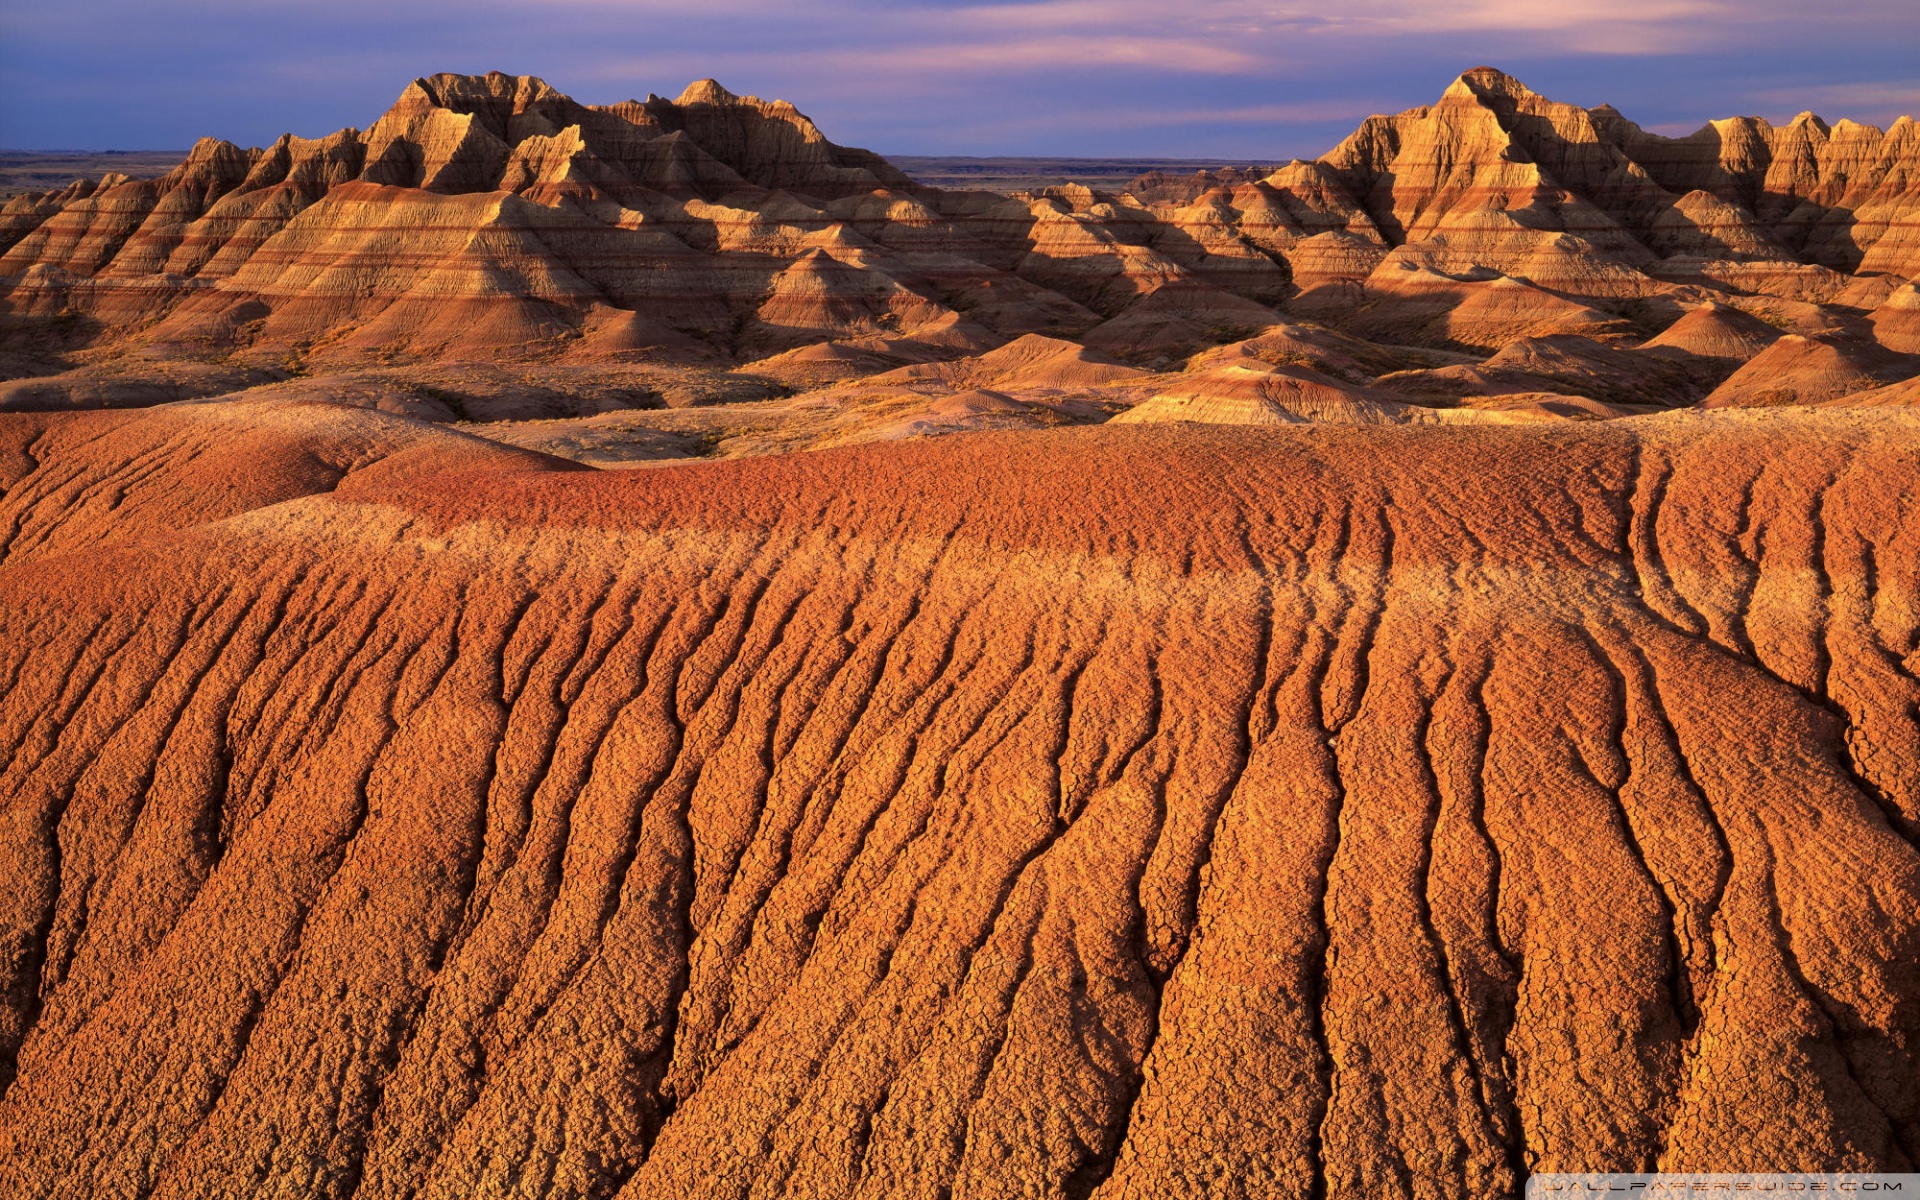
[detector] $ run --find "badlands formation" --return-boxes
[2,67,1920,444]
[1,67,1920,1198]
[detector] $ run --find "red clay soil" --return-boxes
[2,401,1919,1198]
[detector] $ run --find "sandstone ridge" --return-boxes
[0,69,1918,454]
[1145,64,1920,283]
[0,70,1291,369]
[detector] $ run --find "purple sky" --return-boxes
[3,0,1918,159]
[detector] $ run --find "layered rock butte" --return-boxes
[2,68,1920,1199]
[1,66,1919,442]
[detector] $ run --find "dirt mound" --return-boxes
[842,388,1081,441]
[1702,334,1920,406]
[1113,362,1481,426]
[1823,373,1920,407]
[1869,282,1920,354]
[0,399,573,566]
[1379,335,1701,408]
[1189,320,1466,382]
[1640,300,1785,362]
[873,333,1147,391]
[1457,391,1643,420]
[1125,165,1277,206]
[1345,265,1627,351]
[1077,280,1285,362]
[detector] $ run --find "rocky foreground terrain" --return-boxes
[3,402,1920,1198]
[2,66,1920,1198]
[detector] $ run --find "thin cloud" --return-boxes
[812,36,1262,76]
[4,0,1919,155]
[940,97,1382,140]
[1745,81,1920,127]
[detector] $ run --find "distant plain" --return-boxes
[0,149,1271,199]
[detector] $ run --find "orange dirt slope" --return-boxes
[0,402,1918,1197]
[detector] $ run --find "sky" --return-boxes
[3,0,1919,160]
